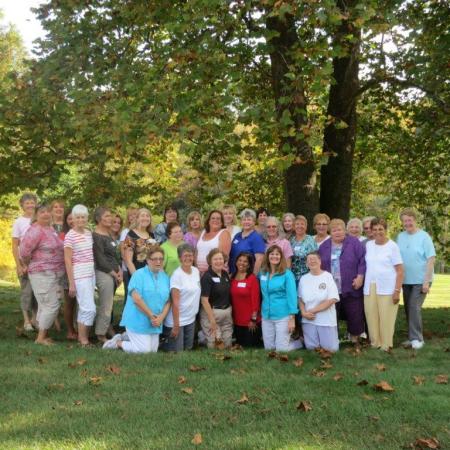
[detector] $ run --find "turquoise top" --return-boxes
[397,230,436,284]
[289,234,318,281]
[120,266,170,334]
[258,269,298,320]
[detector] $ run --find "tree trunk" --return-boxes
[266,12,319,225]
[320,0,361,221]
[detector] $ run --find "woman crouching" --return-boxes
[103,245,171,353]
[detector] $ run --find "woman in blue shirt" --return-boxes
[103,245,171,353]
[258,245,298,351]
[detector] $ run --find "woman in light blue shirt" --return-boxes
[397,208,436,350]
[103,245,171,353]
[258,245,298,351]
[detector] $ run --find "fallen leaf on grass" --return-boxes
[375,363,386,372]
[268,351,278,359]
[68,358,87,368]
[181,387,193,395]
[315,348,333,359]
[74,400,83,406]
[24,350,32,356]
[189,365,206,372]
[411,437,441,449]
[278,354,289,362]
[362,394,374,400]
[178,376,187,384]
[236,393,249,404]
[106,365,121,375]
[191,433,202,445]
[80,368,88,377]
[373,381,394,392]
[320,360,333,369]
[413,376,426,385]
[293,358,304,368]
[357,379,369,386]
[333,373,343,381]
[89,376,103,386]
[296,400,312,412]
[368,415,380,422]
[435,374,448,384]
[311,369,326,377]
[37,357,48,364]
[214,339,225,350]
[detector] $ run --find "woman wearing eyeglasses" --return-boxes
[313,213,331,248]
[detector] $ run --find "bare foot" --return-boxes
[66,332,78,341]
[78,340,92,348]
[35,338,54,346]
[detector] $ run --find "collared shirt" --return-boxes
[121,266,170,334]
[201,268,231,309]
[258,269,298,320]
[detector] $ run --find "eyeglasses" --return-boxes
[266,225,277,228]
[149,257,164,261]
[316,223,328,226]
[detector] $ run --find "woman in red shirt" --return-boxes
[230,252,262,347]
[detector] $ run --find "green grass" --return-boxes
[0,276,449,450]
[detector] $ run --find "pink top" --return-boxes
[266,237,294,260]
[19,224,65,274]
[64,229,95,280]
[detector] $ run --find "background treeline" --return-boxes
[0,1,448,269]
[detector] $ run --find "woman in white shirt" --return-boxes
[298,251,340,352]
[162,244,201,351]
[364,218,404,351]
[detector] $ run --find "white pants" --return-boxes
[262,317,291,351]
[75,276,96,326]
[121,330,159,354]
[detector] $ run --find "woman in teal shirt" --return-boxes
[103,245,171,353]
[258,245,298,351]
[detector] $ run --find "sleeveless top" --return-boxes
[196,229,226,273]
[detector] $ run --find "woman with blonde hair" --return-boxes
[119,207,138,304]
[222,205,241,240]
[183,210,203,248]
[282,212,296,240]
[313,213,331,247]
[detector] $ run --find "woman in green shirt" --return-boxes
[161,222,185,276]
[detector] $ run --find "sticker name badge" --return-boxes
[260,275,267,281]
[237,282,246,288]
[212,277,221,283]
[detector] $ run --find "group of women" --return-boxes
[13,194,436,354]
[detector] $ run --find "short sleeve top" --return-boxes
[64,229,95,280]
[229,230,265,274]
[125,229,156,271]
[200,268,231,309]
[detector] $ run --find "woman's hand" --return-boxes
[421,282,430,294]
[303,311,315,321]
[68,282,76,298]
[171,325,180,338]
[209,320,218,337]
[247,320,257,332]
[288,316,296,333]
[151,315,162,327]
[16,265,27,277]
[392,291,400,304]
[352,274,364,290]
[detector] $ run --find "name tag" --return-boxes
[237,282,246,288]
[111,241,116,247]
[331,254,338,260]
[233,239,239,244]
[212,277,221,283]
[260,275,267,281]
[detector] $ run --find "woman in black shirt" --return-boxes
[200,249,233,349]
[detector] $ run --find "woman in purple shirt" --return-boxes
[318,219,366,344]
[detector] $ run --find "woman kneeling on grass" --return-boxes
[298,251,340,352]
[103,245,171,353]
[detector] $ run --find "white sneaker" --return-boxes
[411,340,424,350]
[121,332,130,342]
[102,334,122,349]
[401,340,412,348]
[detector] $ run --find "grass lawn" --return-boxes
[0,276,449,450]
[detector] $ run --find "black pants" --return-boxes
[234,324,263,348]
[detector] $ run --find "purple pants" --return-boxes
[303,323,339,352]
[336,294,365,336]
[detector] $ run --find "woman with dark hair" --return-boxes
[92,206,122,343]
[161,222,185,276]
[200,249,233,348]
[255,207,269,235]
[196,210,231,274]
[50,199,65,240]
[20,203,65,345]
[154,204,185,244]
[230,252,261,347]
[258,245,298,351]
[364,218,404,351]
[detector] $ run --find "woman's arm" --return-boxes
[12,238,26,276]
[201,296,217,336]
[253,253,264,275]
[422,256,435,293]
[130,289,155,320]
[308,299,336,314]
[124,247,137,274]
[170,288,181,337]
[64,247,76,297]
[218,230,231,256]
[299,299,315,321]
[392,264,404,304]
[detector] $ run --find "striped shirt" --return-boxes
[64,229,95,280]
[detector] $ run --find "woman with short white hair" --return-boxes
[64,204,96,347]
[347,218,365,242]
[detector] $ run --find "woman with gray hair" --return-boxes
[347,218,365,242]
[92,207,122,343]
[162,243,200,351]
[229,208,266,275]
[265,216,293,267]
